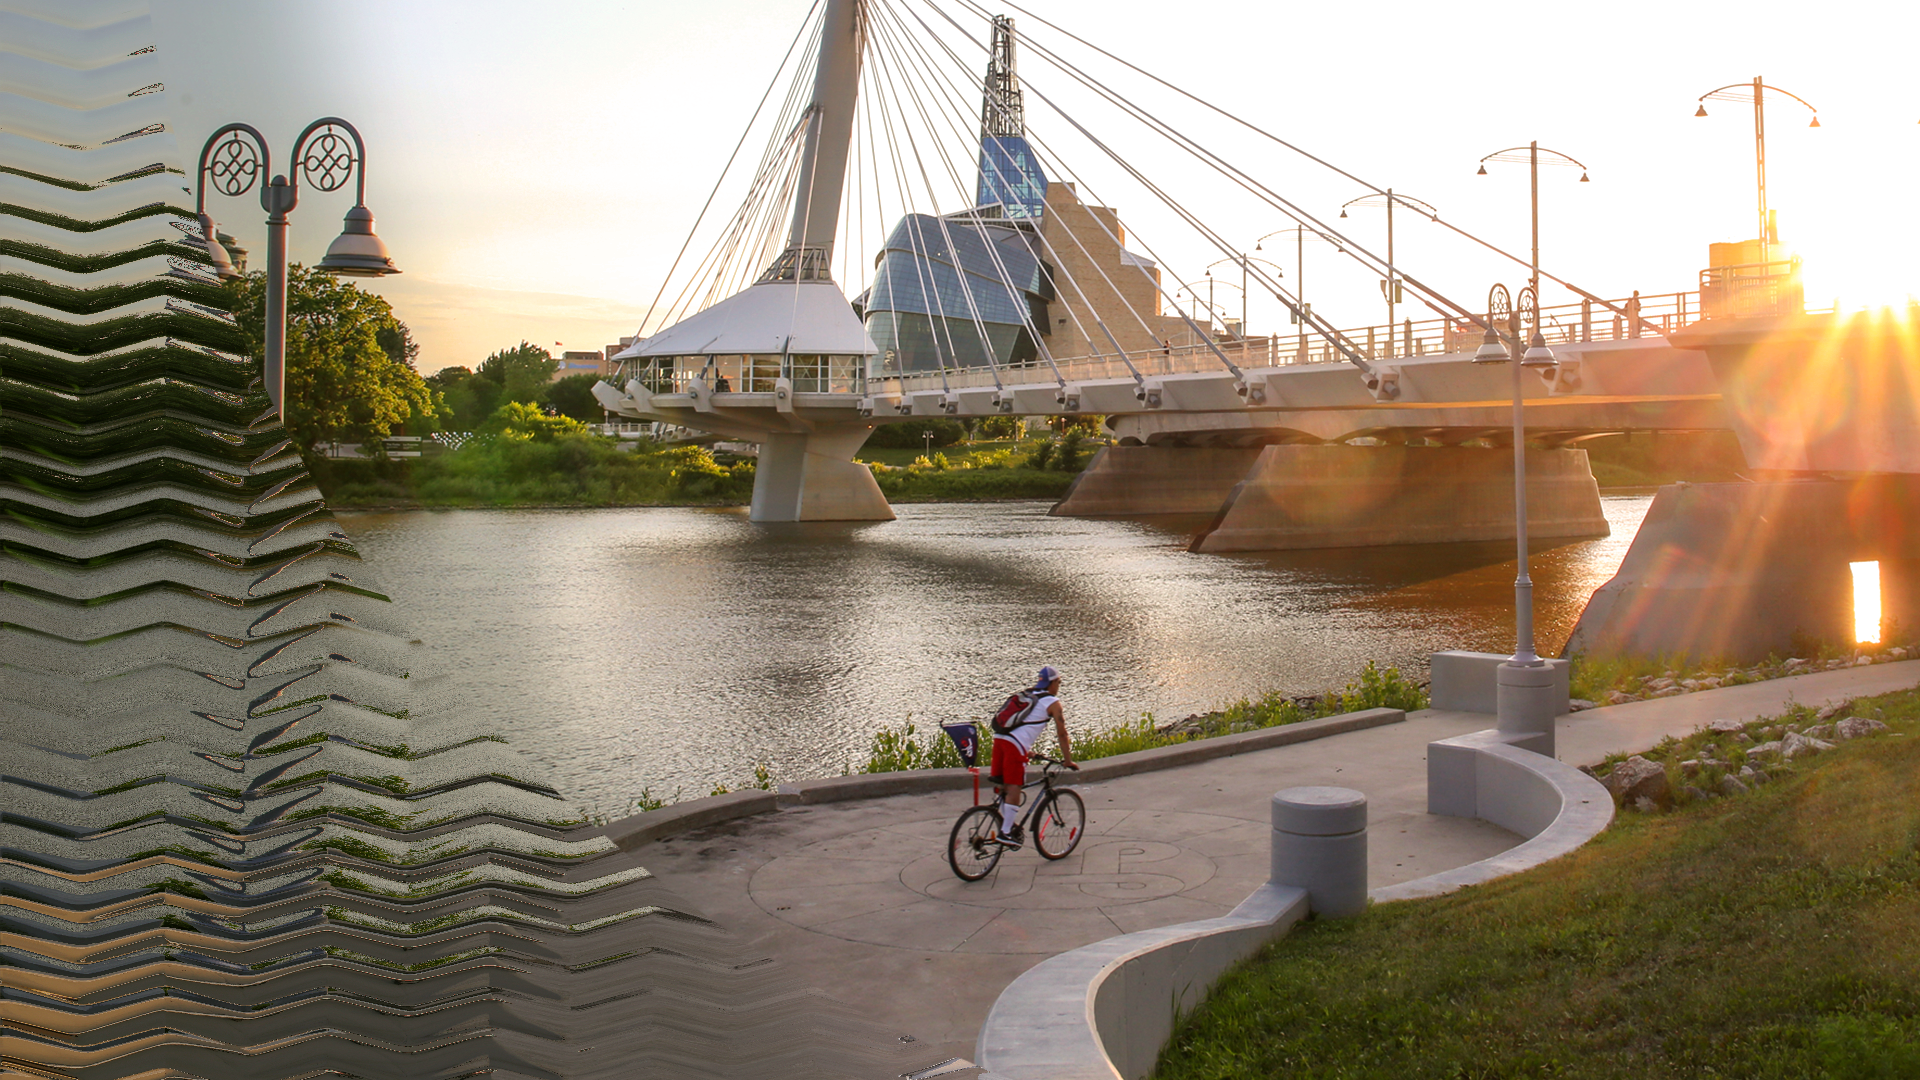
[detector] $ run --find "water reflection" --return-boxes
[338,496,1647,815]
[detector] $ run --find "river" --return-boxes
[336,496,1650,817]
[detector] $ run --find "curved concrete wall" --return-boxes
[973,733,1614,1079]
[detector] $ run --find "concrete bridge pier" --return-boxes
[1567,477,1920,662]
[751,425,894,522]
[1054,443,1609,552]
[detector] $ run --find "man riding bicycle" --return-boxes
[988,666,1074,848]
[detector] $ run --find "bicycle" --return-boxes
[948,754,1086,881]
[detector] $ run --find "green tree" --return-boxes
[227,265,436,455]
[485,401,591,442]
[477,341,558,404]
[546,373,606,423]
[427,365,500,431]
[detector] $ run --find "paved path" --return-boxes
[638,661,1920,1067]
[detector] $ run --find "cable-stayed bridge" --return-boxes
[594,0,1920,659]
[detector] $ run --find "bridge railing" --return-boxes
[886,289,1710,394]
[614,285,1816,400]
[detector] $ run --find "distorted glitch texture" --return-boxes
[1,3,909,1076]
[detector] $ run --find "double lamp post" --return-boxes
[1472,141,1587,752]
[193,118,401,418]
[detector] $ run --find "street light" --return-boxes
[1476,142,1588,309]
[194,118,400,417]
[1694,76,1820,251]
[1338,190,1438,358]
[1257,227,1340,363]
[1470,281,1560,751]
[1204,255,1286,359]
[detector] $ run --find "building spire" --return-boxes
[982,15,1024,139]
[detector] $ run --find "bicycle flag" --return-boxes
[941,723,980,768]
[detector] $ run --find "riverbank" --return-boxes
[311,434,1084,509]
[1156,681,1920,1080]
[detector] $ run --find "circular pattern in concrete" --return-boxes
[748,807,1268,954]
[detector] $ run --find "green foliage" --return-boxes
[1157,687,1920,1080]
[486,401,591,443]
[663,445,755,501]
[856,664,1423,774]
[864,417,965,449]
[1328,660,1427,714]
[477,341,558,403]
[1026,439,1056,471]
[425,365,498,431]
[977,414,1026,440]
[861,718,970,773]
[1056,430,1090,472]
[546,372,606,422]
[225,265,435,455]
[315,436,750,507]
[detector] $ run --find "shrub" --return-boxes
[485,401,591,442]
[865,418,964,449]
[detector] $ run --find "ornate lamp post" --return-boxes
[1339,190,1438,358]
[1256,228,1339,363]
[194,118,401,417]
[1470,142,1588,754]
[1472,283,1560,752]
[1694,77,1819,250]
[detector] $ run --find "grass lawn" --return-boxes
[1155,684,1920,1080]
[854,438,1025,467]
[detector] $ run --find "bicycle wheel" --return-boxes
[1033,788,1085,860]
[948,806,1004,881]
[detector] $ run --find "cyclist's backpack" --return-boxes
[990,690,1039,735]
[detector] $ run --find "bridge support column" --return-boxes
[1050,444,1264,517]
[1189,444,1608,553]
[750,426,894,522]
[1566,477,1920,663]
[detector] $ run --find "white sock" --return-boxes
[1000,802,1019,834]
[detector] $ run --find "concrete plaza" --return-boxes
[635,661,1920,1068]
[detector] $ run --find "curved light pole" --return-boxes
[1205,254,1287,364]
[1476,143,1588,313]
[1339,191,1438,358]
[1695,77,1819,250]
[1258,227,1339,363]
[194,118,401,418]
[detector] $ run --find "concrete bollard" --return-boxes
[1495,661,1558,757]
[1270,786,1368,918]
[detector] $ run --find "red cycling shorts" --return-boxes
[989,737,1026,788]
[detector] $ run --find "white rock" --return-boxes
[1893,647,1909,659]
[1648,677,1679,691]
[1735,732,1752,743]
[1805,723,1836,741]
[1568,698,1598,712]
[1706,719,1747,734]
[1781,732,1835,759]
[1605,755,1670,804]
[1719,775,1751,796]
[1749,740,1785,757]
[1632,796,1659,813]
[1835,717,1891,740]
[1816,702,1848,721]
[1856,656,1874,666]
[1740,765,1770,784]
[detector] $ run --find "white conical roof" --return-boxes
[617,281,877,360]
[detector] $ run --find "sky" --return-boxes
[152,0,1920,374]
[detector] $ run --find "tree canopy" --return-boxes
[477,341,558,404]
[546,373,606,423]
[227,265,438,455]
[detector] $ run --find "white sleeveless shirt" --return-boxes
[996,693,1056,753]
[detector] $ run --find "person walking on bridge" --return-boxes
[989,666,1074,847]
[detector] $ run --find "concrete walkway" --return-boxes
[637,661,1920,1068]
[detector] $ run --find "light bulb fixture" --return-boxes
[1476,163,1488,175]
[1579,172,1590,182]
[1520,330,1556,368]
[1809,115,1821,128]
[1472,328,1509,364]
[1695,103,1709,117]
[1339,208,1348,218]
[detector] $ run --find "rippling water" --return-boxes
[336,497,1649,815]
